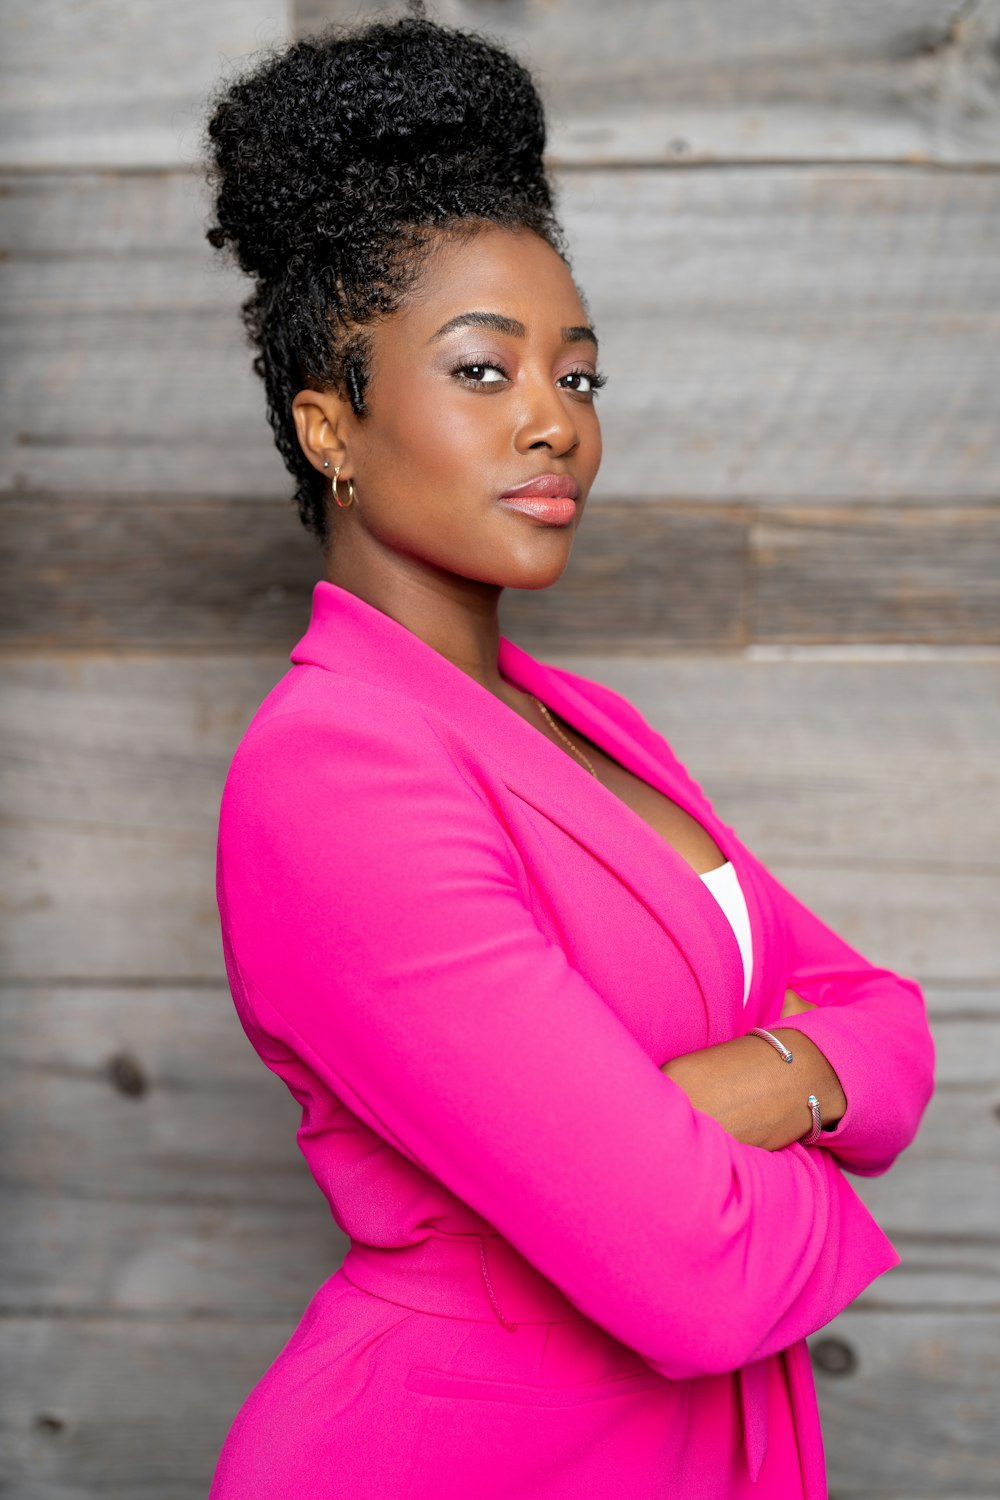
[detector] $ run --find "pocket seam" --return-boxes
[403,1363,664,1407]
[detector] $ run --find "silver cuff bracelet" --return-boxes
[799,1094,823,1145]
[747,1026,794,1063]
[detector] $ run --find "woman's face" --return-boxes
[302,223,604,593]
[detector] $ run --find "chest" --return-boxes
[494,779,780,1070]
[520,695,726,877]
[574,735,728,877]
[451,691,789,1060]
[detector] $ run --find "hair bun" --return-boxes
[202,15,551,282]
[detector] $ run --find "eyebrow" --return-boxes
[428,309,599,353]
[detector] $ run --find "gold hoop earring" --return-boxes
[330,465,354,509]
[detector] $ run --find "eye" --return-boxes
[452,360,510,387]
[559,367,609,397]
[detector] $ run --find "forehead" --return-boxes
[394,223,586,342]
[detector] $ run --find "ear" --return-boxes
[291,386,356,479]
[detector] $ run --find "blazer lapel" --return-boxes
[290,582,758,1040]
[494,638,758,1041]
[499,638,772,1027]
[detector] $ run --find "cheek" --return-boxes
[428,398,505,465]
[375,388,491,475]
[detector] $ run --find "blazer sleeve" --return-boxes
[549,665,937,1179]
[750,860,936,1177]
[216,699,900,1381]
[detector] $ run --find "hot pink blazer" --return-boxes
[210,579,935,1500]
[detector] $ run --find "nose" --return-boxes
[513,369,581,458]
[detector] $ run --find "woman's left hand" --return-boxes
[660,990,847,1151]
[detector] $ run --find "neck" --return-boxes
[323,548,509,695]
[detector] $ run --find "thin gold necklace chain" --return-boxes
[530,696,599,778]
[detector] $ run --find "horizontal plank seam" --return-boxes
[3,159,1000,178]
[1,975,997,992]
[1,1302,996,1321]
[5,493,1000,509]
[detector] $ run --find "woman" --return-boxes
[202,9,935,1498]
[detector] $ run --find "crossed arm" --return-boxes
[659,868,935,1174]
[661,989,849,1153]
[543,661,935,1175]
[219,695,939,1377]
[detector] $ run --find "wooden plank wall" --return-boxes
[2,1,998,1494]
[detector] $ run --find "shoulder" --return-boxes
[219,665,485,842]
[229,675,454,793]
[216,670,523,904]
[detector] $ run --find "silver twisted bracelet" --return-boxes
[747,1028,824,1144]
[800,1094,823,1145]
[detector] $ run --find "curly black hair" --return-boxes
[200,2,571,546]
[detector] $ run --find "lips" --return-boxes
[497,495,577,525]
[499,473,580,502]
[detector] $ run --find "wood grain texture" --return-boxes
[0,981,342,1317]
[4,494,1000,650]
[5,650,997,871]
[0,0,293,169]
[0,1310,994,1496]
[751,504,1000,645]
[0,1314,292,1497]
[0,495,749,651]
[558,653,1000,874]
[1,981,994,1315]
[7,8,999,1490]
[297,0,1000,166]
[1,787,983,982]
[3,653,996,980]
[4,167,999,501]
[809,1309,1000,1495]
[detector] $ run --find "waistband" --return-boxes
[340,1233,783,1492]
[340,1233,587,1329]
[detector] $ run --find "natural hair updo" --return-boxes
[200,6,570,544]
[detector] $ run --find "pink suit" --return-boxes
[209,579,935,1499]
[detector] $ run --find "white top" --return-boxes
[698,860,753,1006]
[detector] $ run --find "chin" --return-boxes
[496,554,574,591]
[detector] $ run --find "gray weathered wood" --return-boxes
[4,2,997,1493]
[4,167,999,501]
[1,979,995,1315]
[0,1309,994,1495]
[4,654,998,870]
[20,0,999,175]
[851,1076,1000,1245]
[4,819,987,978]
[0,1314,292,1497]
[810,1310,1000,1494]
[3,654,997,980]
[751,504,1000,645]
[722,863,996,983]
[0,0,294,170]
[4,495,1000,650]
[1,496,749,651]
[298,0,1000,166]
[564,166,1000,503]
[560,653,1000,874]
